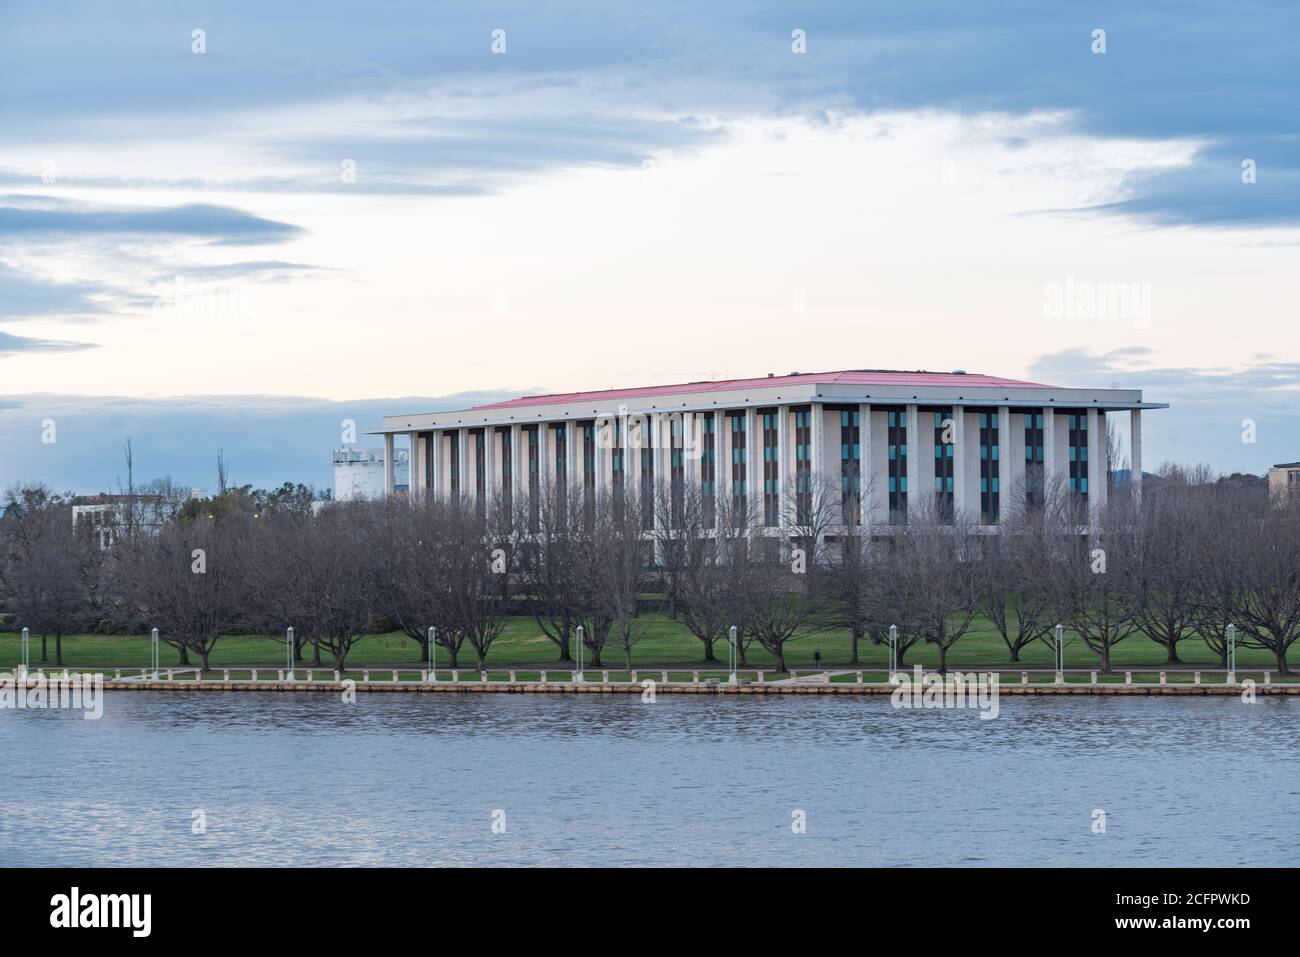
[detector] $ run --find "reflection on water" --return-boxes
[1,692,1296,866]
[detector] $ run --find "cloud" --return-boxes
[0,261,112,319]
[1031,347,1300,474]
[0,330,97,356]
[0,200,303,244]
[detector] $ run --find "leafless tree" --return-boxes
[781,473,840,597]
[0,484,100,666]
[117,515,250,671]
[892,498,981,673]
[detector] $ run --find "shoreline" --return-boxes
[78,678,1298,696]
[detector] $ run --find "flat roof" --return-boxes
[468,369,1050,412]
[376,368,1166,433]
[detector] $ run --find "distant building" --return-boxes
[333,447,408,501]
[1268,462,1300,504]
[72,494,166,549]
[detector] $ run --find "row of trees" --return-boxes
[2,466,1297,673]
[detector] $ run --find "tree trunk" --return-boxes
[701,636,717,662]
[177,644,191,665]
[1100,642,1111,675]
[55,630,63,666]
[311,639,322,666]
[849,626,860,665]
[1008,645,1020,663]
[1165,642,1181,664]
[1277,647,1290,675]
[937,642,948,674]
[198,648,210,672]
[774,645,787,673]
[41,633,49,663]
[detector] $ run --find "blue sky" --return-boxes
[1,1,1297,492]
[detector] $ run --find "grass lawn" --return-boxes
[0,610,1280,673]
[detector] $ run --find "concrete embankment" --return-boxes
[92,679,1297,696]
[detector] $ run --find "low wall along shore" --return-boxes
[17,666,1295,696]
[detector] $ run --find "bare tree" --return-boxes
[0,485,99,666]
[117,515,250,671]
[893,499,981,673]
[781,473,840,597]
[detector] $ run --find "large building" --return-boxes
[374,370,1165,531]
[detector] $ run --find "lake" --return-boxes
[1,691,1295,866]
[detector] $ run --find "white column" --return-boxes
[537,423,550,494]
[409,431,422,498]
[1088,408,1107,522]
[1130,409,1143,504]
[1042,407,1059,495]
[809,404,825,492]
[745,407,761,522]
[566,421,579,491]
[714,411,729,533]
[777,405,790,530]
[905,404,919,520]
[511,424,524,505]
[647,413,663,506]
[458,428,470,500]
[952,411,967,519]
[383,432,395,496]
[858,403,871,528]
[998,406,1014,522]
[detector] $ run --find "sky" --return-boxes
[0,1,1296,493]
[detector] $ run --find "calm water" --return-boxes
[1,691,1296,866]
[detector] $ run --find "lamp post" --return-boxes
[575,625,585,683]
[1054,624,1064,684]
[434,624,444,686]
[728,625,738,685]
[151,627,160,680]
[1227,623,1236,684]
[888,624,897,680]
[286,626,295,681]
[20,626,29,675]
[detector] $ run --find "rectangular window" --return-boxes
[498,427,512,515]
[930,407,954,519]
[885,407,907,524]
[979,409,999,523]
[701,412,716,526]
[526,425,539,531]
[1067,410,1089,500]
[473,429,486,515]
[448,432,460,501]
[640,416,655,531]
[794,407,812,523]
[729,412,747,515]
[581,421,596,509]
[1023,409,1044,506]
[839,408,860,525]
[762,409,779,526]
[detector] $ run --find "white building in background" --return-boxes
[72,495,166,549]
[333,447,408,501]
[373,369,1166,532]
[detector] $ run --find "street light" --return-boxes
[575,625,585,682]
[1054,623,1064,684]
[20,626,29,675]
[151,627,160,680]
[434,624,444,686]
[286,626,295,681]
[1227,623,1236,684]
[888,624,898,680]
[728,625,738,685]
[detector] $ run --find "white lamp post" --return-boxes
[888,624,898,680]
[151,627,160,680]
[434,624,444,686]
[1054,624,1064,684]
[1227,624,1236,684]
[728,625,738,685]
[20,626,29,675]
[575,625,585,683]
[286,626,295,681]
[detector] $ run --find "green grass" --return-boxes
[0,611,1285,673]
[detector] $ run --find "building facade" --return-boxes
[1268,462,1300,505]
[333,447,409,501]
[374,370,1165,531]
